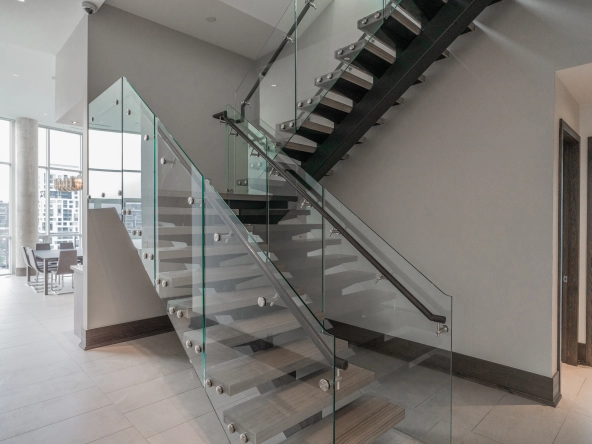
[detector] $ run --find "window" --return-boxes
[38,127,82,249]
[0,119,12,274]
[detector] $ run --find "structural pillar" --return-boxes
[14,117,38,276]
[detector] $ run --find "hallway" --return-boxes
[1,274,592,443]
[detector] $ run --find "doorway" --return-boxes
[559,119,580,366]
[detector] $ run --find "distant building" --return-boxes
[0,201,8,237]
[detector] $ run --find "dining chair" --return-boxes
[26,248,56,293]
[50,250,78,294]
[22,247,43,290]
[35,243,51,250]
[58,242,74,250]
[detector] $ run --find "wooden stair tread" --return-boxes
[190,309,325,349]
[283,394,405,444]
[159,264,265,287]
[284,141,317,153]
[223,365,375,444]
[210,337,349,396]
[301,120,334,135]
[167,286,277,313]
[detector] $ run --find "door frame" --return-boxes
[558,119,581,369]
[587,137,592,366]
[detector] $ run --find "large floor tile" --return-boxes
[422,420,500,444]
[560,371,586,401]
[473,393,568,444]
[0,387,112,440]
[0,371,94,414]
[562,363,592,380]
[89,427,149,444]
[417,377,505,430]
[1,405,131,444]
[107,368,200,413]
[558,378,592,418]
[369,363,449,408]
[374,428,426,444]
[126,388,213,437]
[77,352,164,377]
[0,330,55,350]
[553,411,592,444]
[147,411,229,444]
[0,338,62,359]
[0,318,41,330]
[0,347,71,375]
[40,315,74,334]
[92,355,192,394]
[394,403,443,440]
[0,357,82,392]
[0,323,47,339]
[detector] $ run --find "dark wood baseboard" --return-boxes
[328,320,561,407]
[15,268,26,277]
[80,315,174,350]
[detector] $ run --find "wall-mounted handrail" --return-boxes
[239,1,315,116]
[156,124,348,371]
[222,111,447,324]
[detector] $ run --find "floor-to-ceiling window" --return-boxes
[0,119,12,275]
[38,127,82,249]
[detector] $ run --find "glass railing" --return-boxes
[225,103,452,442]
[90,78,342,444]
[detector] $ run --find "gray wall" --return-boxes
[321,0,592,378]
[88,4,253,189]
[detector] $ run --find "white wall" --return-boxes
[321,0,592,378]
[55,17,88,125]
[87,5,253,190]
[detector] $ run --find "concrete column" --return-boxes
[14,118,38,276]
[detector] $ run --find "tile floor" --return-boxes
[2,274,592,443]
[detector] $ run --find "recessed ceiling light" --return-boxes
[17,0,25,3]
[206,16,216,22]
[43,113,47,116]
[271,84,277,87]
[13,74,18,77]
[71,121,78,124]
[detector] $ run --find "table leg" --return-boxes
[44,258,49,295]
[27,265,30,283]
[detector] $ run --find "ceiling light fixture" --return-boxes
[13,74,18,77]
[271,84,277,87]
[71,121,78,124]
[17,0,25,3]
[206,16,216,22]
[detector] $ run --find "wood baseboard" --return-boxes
[80,315,174,350]
[328,320,561,407]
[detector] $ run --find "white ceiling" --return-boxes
[0,0,330,126]
[557,62,592,105]
[105,0,294,60]
[0,0,105,54]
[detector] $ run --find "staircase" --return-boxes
[87,1,506,442]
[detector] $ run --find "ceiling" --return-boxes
[557,62,592,105]
[0,0,330,126]
[105,0,295,60]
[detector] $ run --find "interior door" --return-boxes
[560,119,580,366]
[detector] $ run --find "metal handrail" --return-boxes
[156,124,348,371]
[222,111,447,324]
[239,1,315,116]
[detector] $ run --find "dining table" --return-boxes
[33,248,84,295]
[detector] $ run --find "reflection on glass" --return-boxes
[49,130,81,170]
[89,170,122,200]
[123,133,141,171]
[89,129,123,170]
[49,170,81,235]
[38,128,47,167]
[0,120,9,164]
